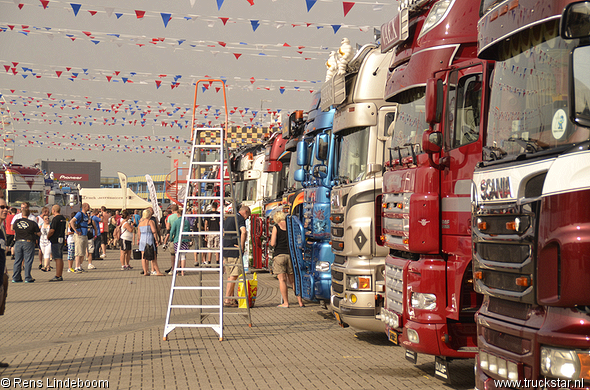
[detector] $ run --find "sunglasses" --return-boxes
[0,205,8,209]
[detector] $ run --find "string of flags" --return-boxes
[0,23,354,59]
[1,59,322,93]
[7,0,388,32]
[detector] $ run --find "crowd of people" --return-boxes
[1,199,304,309]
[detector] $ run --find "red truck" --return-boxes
[378,0,490,381]
[472,1,590,388]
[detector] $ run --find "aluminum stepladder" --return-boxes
[163,79,252,341]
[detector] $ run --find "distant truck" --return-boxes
[80,188,152,210]
[1,164,45,214]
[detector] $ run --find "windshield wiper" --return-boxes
[483,145,507,161]
[506,137,549,153]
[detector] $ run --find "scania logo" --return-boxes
[480,177,511,201]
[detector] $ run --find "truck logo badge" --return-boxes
[418,219,430,226]
[355,229,367,250]
[480,177,511,201]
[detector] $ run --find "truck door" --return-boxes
[441,62,485,238]
[440,62,489,319]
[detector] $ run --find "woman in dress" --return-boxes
[40,215,52,272]
[270,211,304,308]
[138,209,163,276]
[119,210,134,270]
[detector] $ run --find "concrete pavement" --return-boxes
[0,251,475,389]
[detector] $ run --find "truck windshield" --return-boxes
[334,126,370,184]
[392,88,427,158]
[243,179,257,202]
[8,190,44,208]
[484,20,590,161]
[264,170,287,200]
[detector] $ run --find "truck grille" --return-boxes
[385,263,403,314]
[332,269,343,282]
[334,255,345,265]
[333,283,344,294]
[473,201,538,305]
[475,243,529,264]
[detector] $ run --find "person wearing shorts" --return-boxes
[48,205,67,282]
[70,203,90,273]
[222,205,251,307]
[270,211,304,308]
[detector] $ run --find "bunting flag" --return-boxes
[332,24,341,33]
[250,20,260,32]
[343,2,355,17]
[70,3,81,16]
[135,10,145,19]
[39,0,49,9]
[216,0,224,10]
[305,0,317,12]
[160,13,171,28]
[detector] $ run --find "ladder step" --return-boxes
[194,144,222,149]
[178,231,220,236]
[184,196,224,201]
[190,161,223,165]
[172,286,220,290]
[170,304,221,309]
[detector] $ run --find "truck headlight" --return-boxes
[411,292,437,310]
[541,347,580,380]
[347,275,371,291]
[315,261,330,273]
[418,0,453,40]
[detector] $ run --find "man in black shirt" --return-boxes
[48,205,67,282]
[13,205,40,283]
[223,205,251,306]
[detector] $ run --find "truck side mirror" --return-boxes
[313,164,328,179]
[296,140,307,166]
[294,168,305,182]
[316,133,329,161]
[561,1,590,39]
[422,130,442,154]
[425,78,443,124]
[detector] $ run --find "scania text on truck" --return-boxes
[326,42,396,332]
[472,1,590,388]
[377,0,489,380]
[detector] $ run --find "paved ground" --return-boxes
[0,250,475,390]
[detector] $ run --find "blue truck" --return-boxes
[288,92,335,305]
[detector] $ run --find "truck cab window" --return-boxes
[451,73,482,149]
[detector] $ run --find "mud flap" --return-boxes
[286,215,303,296]
[434,356,452,383]
[405,349,418,364]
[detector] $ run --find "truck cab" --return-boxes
[377,0,490,380]
[290,91,336,304]
[327,43,396,332]
[473,1,590,388]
